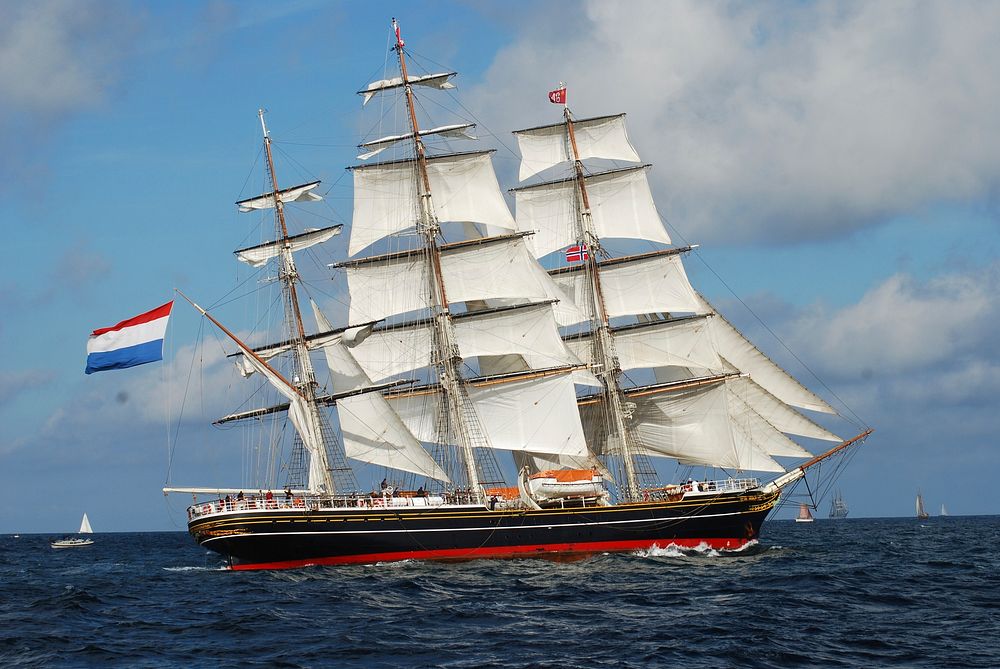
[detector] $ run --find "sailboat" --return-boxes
[162,20,872,570]
[51,513,94,548]
[916,490,929,520]
[940,504,948,516]
[829,490,849,518]
[795,503,815,523]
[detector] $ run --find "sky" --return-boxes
[2,0,998,533]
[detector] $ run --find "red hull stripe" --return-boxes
[228,536,751,571]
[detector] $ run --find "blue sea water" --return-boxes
[1,516,998,668]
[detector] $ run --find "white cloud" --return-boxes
[789,263,1000,378]
[469,0,1000,244]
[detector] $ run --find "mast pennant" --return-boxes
[236,181,322,212]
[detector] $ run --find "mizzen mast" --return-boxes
[391,19,486,501]
[563,108,643,501]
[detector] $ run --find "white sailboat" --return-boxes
[940,504,948,516]
[51,513,94,548]
[916,490,929,520]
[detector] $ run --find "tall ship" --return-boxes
[164,20,872,570]
[829,490,849,519]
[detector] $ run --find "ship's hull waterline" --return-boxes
[189,490,779,570]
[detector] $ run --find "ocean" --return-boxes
[1,515,997,668]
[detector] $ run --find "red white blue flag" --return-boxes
[548,85,567,105]
[85,301,173,374]
[565,244,588,262]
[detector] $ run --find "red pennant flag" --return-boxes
[548,86,567,104]
[565,244,588,262]
[393,18,405,47]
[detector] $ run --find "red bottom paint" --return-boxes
[228,537,752,571]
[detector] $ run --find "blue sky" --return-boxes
[2,0,998,532]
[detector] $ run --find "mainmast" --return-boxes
[392,19,485,501]
[258,109,337,494]
[563,108,642,501]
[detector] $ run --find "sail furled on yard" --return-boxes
[235,181,323,212]
[549,250,705,326]
[340,235,582,325]
[309,302,450,482]
[348,151,516,256]
[514,114,640,182]
[512,166,671,258]
[389,372,589,458]
[357,124,476,160]
[235,225,343,268]
[358,72,457,106]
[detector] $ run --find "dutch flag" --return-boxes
[85,301,173,375]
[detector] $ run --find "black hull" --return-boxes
[188,490,779,570]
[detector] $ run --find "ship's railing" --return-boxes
[642,477,760,501]
[185,490,472,521]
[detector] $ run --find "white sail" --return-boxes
[578,381,783,472]
[726,381,814,458]
[390,373,589,458]
[726,376,838,444]
[628,383,784,472]
[697,293,836,414]
[349,151,516,256]
[336,392,451,482]
[310,302,448,481]
[79,513,93,534]
[513,166,671,259]
[351,302,580,383]
[342,235,582,325]
[359,72,456,106]
[235,181,322,212]
[235,225,342,268]
[514,114,640,182]
[233,323,373,379]
[564,316,722,375]
[358,123,476,160]
[550,251,706,327]
[238,348,329,492]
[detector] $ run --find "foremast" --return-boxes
[392,19,485,502]
[563,109,643,501]
[257,110,338,495]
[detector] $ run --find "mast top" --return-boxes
[258,108,269,139]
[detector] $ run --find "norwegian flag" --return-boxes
[565,244,588,262]
[393,18,404,47]
[548,85,567,104]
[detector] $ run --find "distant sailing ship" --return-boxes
[916,491,929,520]
[162,19,872,570]
[795,503,815,523]
[51,513,94,549]
[940,504,948,516]
[829,490,849,519]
